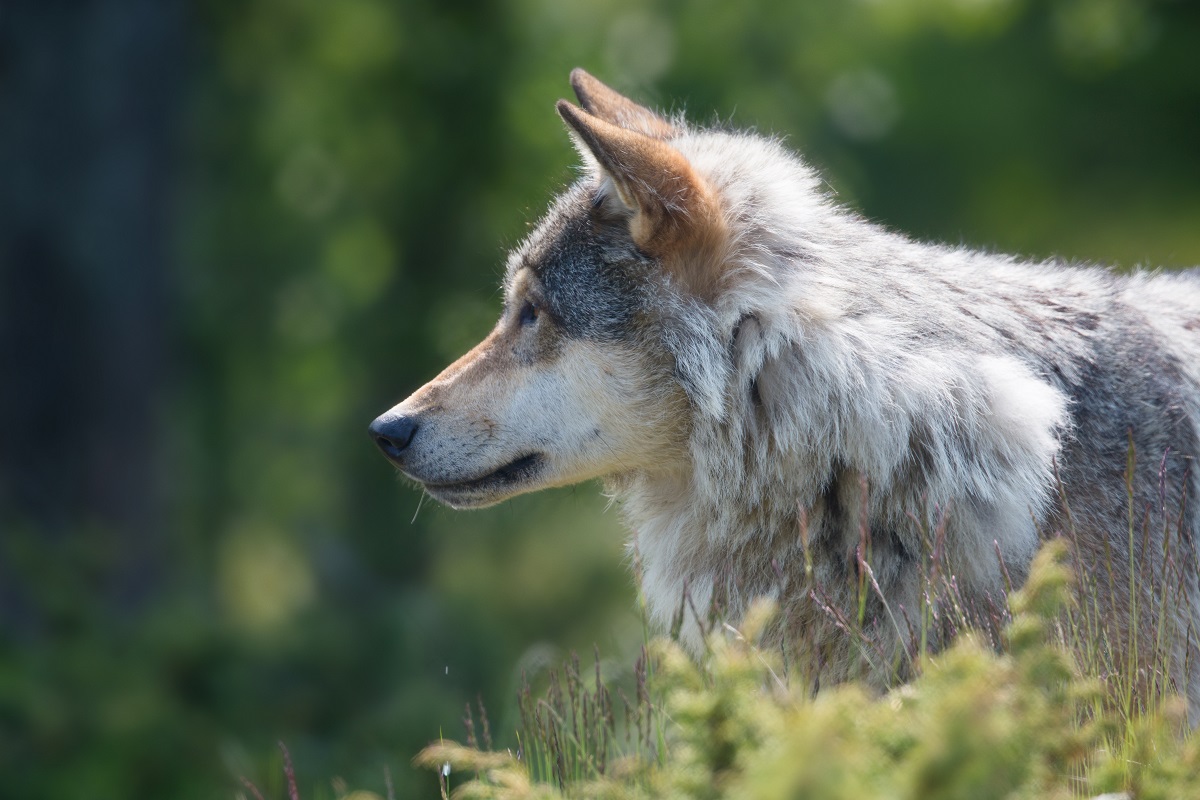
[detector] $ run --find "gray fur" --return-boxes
[374,74,1200,716]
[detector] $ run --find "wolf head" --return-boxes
[370,69,1069,551]
[370,70,810,508]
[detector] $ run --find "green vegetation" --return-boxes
[4,1,1200,797]
[416,542,1200,800]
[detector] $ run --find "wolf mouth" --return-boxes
[419,453,545,498]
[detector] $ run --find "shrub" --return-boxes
[413,540,1199,799]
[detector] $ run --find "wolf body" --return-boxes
[372,70,1200,712]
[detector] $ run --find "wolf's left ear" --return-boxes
[557,100,723,265]
[569,69,677,139]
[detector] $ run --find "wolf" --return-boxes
[371,69,1200,712]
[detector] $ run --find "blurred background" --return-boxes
[2,0,1198,796]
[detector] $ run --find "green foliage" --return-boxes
[416,542,1200,799]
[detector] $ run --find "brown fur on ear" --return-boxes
[569,68,677,139]
[557,100,726,293]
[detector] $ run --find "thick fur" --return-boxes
[372,71,1200,714]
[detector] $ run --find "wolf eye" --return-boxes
[518,300,539,326]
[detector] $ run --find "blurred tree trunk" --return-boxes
[0,0,183,618]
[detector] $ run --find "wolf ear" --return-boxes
[557,100,723,263]
[569,68,677,139]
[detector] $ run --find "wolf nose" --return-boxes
[370,415,418,463]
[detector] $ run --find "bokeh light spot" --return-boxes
[218,519,315,632]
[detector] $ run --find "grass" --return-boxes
[239,537,1199,799]
[407,540,1199,800]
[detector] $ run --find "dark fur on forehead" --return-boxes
[506,180,731,416]
[507,181,654,342]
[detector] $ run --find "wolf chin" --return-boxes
[372,70,1200,713]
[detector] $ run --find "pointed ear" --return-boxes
[569,68,677,139]
[557,100,723,264]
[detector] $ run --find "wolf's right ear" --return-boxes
[557,100,724,270]
[569,69,677,139]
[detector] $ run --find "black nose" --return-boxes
[369,415,418,463]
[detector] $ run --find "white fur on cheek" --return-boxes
[487,340,684,489]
